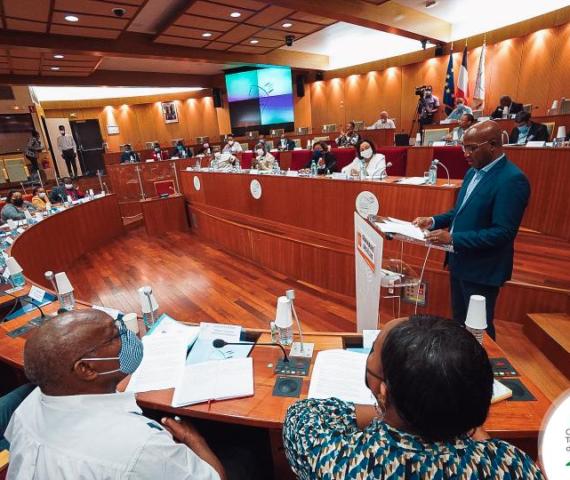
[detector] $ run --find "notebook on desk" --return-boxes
[172,357,254,407]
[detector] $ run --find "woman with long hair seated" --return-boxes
[341,139,386,178]
[283,315,543,479]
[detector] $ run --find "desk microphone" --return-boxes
[212,339,289,362]
[432,159,451,186]
[0,287,49,323]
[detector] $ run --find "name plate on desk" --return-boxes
[432,141,447,147]
[526,141,546,148]
[249,169,259,175]
[331,172,347,180]
[286,170,299,177]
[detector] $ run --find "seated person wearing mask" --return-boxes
[50,177,85,203]
[303,142,337,174]
[172,140,192,158]
[31,187,51,211]
[367,111,395,130]
[445,97,472,121]
[509,111,549,144]
[197,142,212,156]
[491,95,523,119]
[120,144,140,163]
[6,309,225,480]
[214,151,239,171]
[335,121,361,147]
[222,135,243,155]
[283,315,543,480]
[342,139,386,178]
[252,142,276,171]
[445,113,476,143]
[1,190,35,222]
[278,134,296,151]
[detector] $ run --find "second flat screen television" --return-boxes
[225,66,294,135]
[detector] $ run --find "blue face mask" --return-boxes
[82,319,143,375]
[313,150,323,160]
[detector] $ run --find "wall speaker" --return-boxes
[315,71,324,81]
[296,74,305,98]
[434,44,444,57]
[212,88,223,108]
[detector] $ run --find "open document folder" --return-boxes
[172,357,254,407]
[308,350,376,405]
[374,217,427,242]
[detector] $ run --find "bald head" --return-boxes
[380,111,389,120]
[25,309,120,395]
[462,120,504,169]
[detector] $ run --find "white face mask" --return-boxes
[361,148,373,160]
[228,140,234,145]
[256,149,264,156]
[64,184,73,189]
[39,192,47,198]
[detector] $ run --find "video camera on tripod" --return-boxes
[415,85,432,97]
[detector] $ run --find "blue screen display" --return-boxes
[225,66,294,128]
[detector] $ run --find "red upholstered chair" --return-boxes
[290,150,312,170]
[0,201,6,212]
[431,146,469,179]
[240,152,253,169]
[330,148,357,170]
[154,180,176,197]
[23,194,33,203]
[377,147,408,177]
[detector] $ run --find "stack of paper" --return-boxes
[308,349,376,405]
[375,218,426,242]
[397,177,427,185]
[172,357,254,407]
[126,315,199,393]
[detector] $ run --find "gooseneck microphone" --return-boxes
[0,288,48,323]
[432,159,451,186]
[212,339,289,362]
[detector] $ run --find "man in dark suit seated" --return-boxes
[120,144,140,163]
[413,120,530,339]
[278,134,296,151]
[509,111,549,144]
[490,95,523,119]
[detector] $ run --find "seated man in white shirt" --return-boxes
[341,139,387,178]
[5,309,225,480]
[222,134,243,155]
[367,111,396,130]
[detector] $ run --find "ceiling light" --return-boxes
[51,66,60,71]
[13,106,20,110]
[202,32,212,37]
[282,22,293,28]
[250,39,259,44]
[425,0,437,8]
[230,11,241,18]
[53,54,65,59]
[64,15,79,22]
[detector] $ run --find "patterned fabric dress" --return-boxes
[283,398,544,480]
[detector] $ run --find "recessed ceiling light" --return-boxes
[250,39,259,44]
[13,106,20,110]
[230,11,241,18]
[51,66,60,71]
[53,54,65,59]
[64,15,79,22]
[425,0,437,8]
[282,22,293,28]
[202,32,213,37]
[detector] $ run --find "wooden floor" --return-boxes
[69,227,569,401]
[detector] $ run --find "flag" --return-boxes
[457,45,468,102]
[473,43,486,109]
[443,51,455,116]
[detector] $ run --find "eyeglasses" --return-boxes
[462,140,490,153]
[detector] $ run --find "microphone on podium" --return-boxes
[432,159,451,186]
[212,338,289,362]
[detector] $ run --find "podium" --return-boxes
[354,213,452,332]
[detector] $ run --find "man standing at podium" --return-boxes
[413,121,530,339]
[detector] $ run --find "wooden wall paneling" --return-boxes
[547,22,570,109]
[309,81,328,133]
[293,79,312,131]
[142,194,189,236]
[516,28,557,116]
[325,77,346,130]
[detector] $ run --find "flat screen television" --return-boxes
[224,66,294,135]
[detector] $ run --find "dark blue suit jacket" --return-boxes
[433,155,530,287]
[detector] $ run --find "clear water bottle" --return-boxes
[359,159,367,180]
[310,159,318,176]
[195,157,201,170]
[59,291,76,311]
[429,162,438,185]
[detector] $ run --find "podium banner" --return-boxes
[354,213,383,332]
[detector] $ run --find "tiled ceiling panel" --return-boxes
[0,48,101,77]
[154,0,337,54]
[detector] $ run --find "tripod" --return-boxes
[409,97,426,145]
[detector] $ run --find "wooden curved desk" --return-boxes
[0,193,551,475]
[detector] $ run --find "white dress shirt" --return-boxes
[5,388,219,480]
[56,134,76,152]
[368,118,396,130]
[341,153,386,178]
[222,142,243,154]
